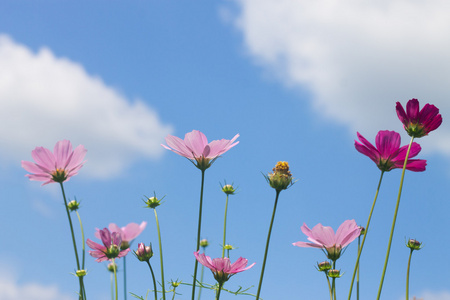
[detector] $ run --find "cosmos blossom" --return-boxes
[396,98,442,138]
[194,251,255,284]
[293,220,361,261]
[22,140,87,185]
[96,222,147,250]
[355,130,426,172]
[162,130,239,170]
[87,228,130,262]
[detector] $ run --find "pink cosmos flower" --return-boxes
[162,130,239,170]
[87,228,130,262]
[355,130,426,172]
[396,98,442,138]
[95,222,147,250]
[293,220,361,261]
[22,140,87,185]
[194,251,255,284]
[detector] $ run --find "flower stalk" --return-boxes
[192,169,206,300]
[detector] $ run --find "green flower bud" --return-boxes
[200,239,209,248]
[75,269,87,277]
[68,200,80,211]
[317,261,332,272]
[406,239,423,251]
[327,269,342,278]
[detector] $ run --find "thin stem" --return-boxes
[216,283,224,300]
[146,260,158,300]
[255,190,281,299]
[376,136,415,300]
[222,194,230,258]
[113,258,118,300]
[192,169,206,300]
[154,209,166,300]
[332,261,336,300]
[348,171,385,300]
[197,248,206,300]
[123,256,127,300]
[357,235,361,300]
[75,211,86,270]
[325,273,333,300]
[406,249,413,300]
[59,183,84,300]
[110,273,114,300]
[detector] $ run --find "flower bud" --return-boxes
[359,226,365,236]
[406,239,423,251]
[68,200,80,211]
[221,184,236,195]
[75,269,87,277]
[328,269,341,278]
[170,279,182,288]
[134,243,153,262]
[317,261,332,272]
[144,195,164,209]
[224,244,235,250]
[200,239,209,248]
[266,161,294,191]
[107,244,120,259]
[107,262,118,273]
[325,245,342,262]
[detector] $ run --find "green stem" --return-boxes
[255,190,281,299]
[325,273,333,300]
[332,261,336,300]
[59,183,84,300]
[347,171,385,300]
[216,283,224,300]
[123,256,127,300]
[357,235,360,300]
[376,136,414,300]
[192,169,206,300]
[110,273,114,300]
[113,258,118,300]
[146,260,158,300]
[154,209,166,300]
[406,249,413,300]
[222,194,230,258]
[197,248,206,300]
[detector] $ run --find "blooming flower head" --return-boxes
[162,130,239,171]
[22,140,87,185]
[396,98,442,138]
[293,220,361,261]
[134,243,153,262]
[265,161,294,191]
[355,131,427,172]
[194,251,255,285]
[104,222,147,250]
[87,228,130,262]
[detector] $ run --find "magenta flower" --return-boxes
[22,140,87,185]
[355,130,427,172]
[396,98,442,138]
[162,130,239,170]
[100,222,147,250]
[87,228,130,262]
[293,220,361,261]
[134,243,154,262]
[194,251,255,284]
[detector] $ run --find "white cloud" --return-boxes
[0,274,74,300]
[0,34,172,179]
[229,0,450,155]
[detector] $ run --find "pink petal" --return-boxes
[292,241,324,249]
[406,99,420,122]
[184,130,208,157]
[31,147,56,172]
[396,102,408,125]
[86,239,107,252]
[164,135,194,158]
[309,223,336,247]
[121,221,147,241]
[335,219,360,247]
[376,131,400,158]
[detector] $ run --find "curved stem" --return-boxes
[192,170,206,300]
[59,183,84,300]
[222,194,230,258]
[146,260,158,300]
[406,249,413,300]
[154,209,166,300]
[255,190,281,299]
[376,136,414,300]
[325,273,333,300]
[348,171,385,300]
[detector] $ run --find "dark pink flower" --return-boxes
[162,130,239,170]
[22,140,87,185]
[293,220,361,261]
[134,243,153,262]
[105,222,147,250]
[194,251,255,284]
[396,98,442,138]
[87,228,130,262]
[355,131,426,172]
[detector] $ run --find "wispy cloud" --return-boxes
[0,34,173,179]
[229,0,450,156]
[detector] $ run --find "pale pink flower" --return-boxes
[396,98,442,138]
[96,222,147,250]
[355,131,426,172]
[194,251,255,284]
[293,219,361,261]
[162,130,239,170]
[22,140,87,185]
[87,228,130,262]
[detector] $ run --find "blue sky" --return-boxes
[1,1,449,300]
